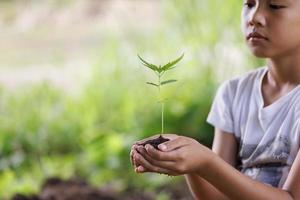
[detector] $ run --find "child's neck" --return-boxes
[261,57,300,107]
[266,56,300,86]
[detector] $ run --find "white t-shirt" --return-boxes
[207,66,300,188]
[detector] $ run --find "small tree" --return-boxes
[138,53,184,134]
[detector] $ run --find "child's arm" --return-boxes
[184,129,237,200]
[133,134,300,200]
[131,131,235,199]
[198,149,299,200]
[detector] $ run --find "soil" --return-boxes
[11,177,153,200]
[11,177,193,200]
[139,135,170,150]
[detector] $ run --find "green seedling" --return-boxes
[138,53,184,134]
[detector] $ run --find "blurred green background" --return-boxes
[0,0,263,199]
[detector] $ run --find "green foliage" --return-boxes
[139,54,184,87]
[138,54,184,133]
[138,54,184,76]
[0,0,256,199]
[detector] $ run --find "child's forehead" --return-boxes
[244,0,295,4]
[272,0,291,1]
[244,0,293,2]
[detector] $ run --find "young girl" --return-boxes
[130,0,300,199]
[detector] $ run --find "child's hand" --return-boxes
[132,135,215,176]
[130,134,179,172]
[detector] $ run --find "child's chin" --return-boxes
[253,53,268,58]
[250,50,269,58]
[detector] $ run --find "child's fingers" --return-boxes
[130,145,140,167]
[158,136,188,152]
[132,145,145,166]
[131,133,181,168]
[134,163,151,173]
[144,144,178,161]
[139,146,177,170]
[130,149,134,166]
[132,150,140,168]
[132,149,143,168]
[134,152,176,175]
[135,165,147,173]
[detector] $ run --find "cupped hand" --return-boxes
[129,134,179,172]
[131,135,215,176]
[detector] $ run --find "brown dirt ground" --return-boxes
[11,177,193,200]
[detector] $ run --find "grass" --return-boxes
[0,0,260,199]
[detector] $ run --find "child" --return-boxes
[130,0,300,199]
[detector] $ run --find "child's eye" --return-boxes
[244,3,255,8]
[269,4,285,9]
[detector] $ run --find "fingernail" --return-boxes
[158,144,167,151]
[137,146,143,152]
[145,144,152,151]
[138,166,145,172]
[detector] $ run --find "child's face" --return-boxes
[241,0,300,58]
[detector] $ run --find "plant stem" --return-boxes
[158,74,164,134]
[161,101,164,133]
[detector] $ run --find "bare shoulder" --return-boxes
[212,128,238,167]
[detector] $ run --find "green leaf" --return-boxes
[157,66,164,74]
[137,54,159,72]
[161,79,177,86]
[146,82,159,87]
[161,53,184,71]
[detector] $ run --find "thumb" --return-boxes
[158,136,184,152]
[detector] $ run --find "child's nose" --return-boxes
[248,6,266,27]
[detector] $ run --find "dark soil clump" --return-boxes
[139,135,170,150]
[11,177,193,200]
[12,177,120,200]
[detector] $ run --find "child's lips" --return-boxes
[246,32,269,45]
[248,37,267,43]
[246,32,268,41]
